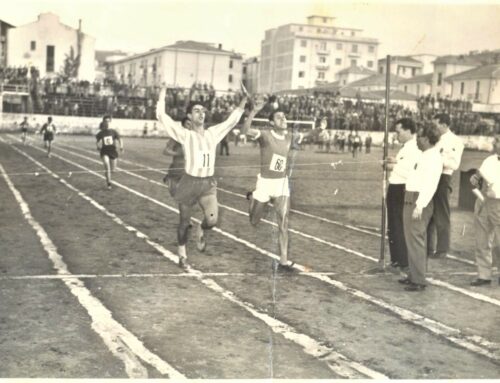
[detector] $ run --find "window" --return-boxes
[404,85,408,93]
[298,71,305,78]
[336,43,342,50]
[228,74,233,83]
[335,58,341,65]
[243,66,247,74]
[318,71,325,79]
[46,45,55,72]
[30,41,36,51]
[351,59,357,66]
[369,45,374,53]
[379,67,384,74]
[460,82,464,95]
[352,44,358,53]
[319,56,326,63]
[300,40,307,47]
[412,68,416,76]
[437,73,443,86]
[317,28,321,33]
[229,60,233,69]
[300,55,306,63]
[323,17,328,23]
[367,60,373,68]
[475,81,480,99]
[417,84,420,96]
[351,31,355,36]
[402,67,406,74]
[319,42,327,51]
[299,26,303,31]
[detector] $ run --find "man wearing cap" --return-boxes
[400,122,443,291]
[469,134,500,287]
[427,113,464,258]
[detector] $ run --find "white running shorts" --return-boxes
[253,174,290,203]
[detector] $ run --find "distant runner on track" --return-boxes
[39,116,56,157]
[96,115,124,190]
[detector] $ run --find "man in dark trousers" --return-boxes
[386,118,421,270]
[427,113,464,258]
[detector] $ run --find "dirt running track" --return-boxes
[0,133,499,379]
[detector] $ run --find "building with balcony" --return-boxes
[7,13,96,81]
[111,40,242,92]
[378,56,423,79]
[0,19,14,68]
[259,15,379,93]
[445,64,500,105]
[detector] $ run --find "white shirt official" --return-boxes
[479,154,500,199]
[389,137,422,185]
[435,129,464,175]
[405,146,444,210]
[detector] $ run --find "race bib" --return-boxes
[194,152,212,169]
[46,125,54,133]
[103,136,114,145]
[269,153,286,172]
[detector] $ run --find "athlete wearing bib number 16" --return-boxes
[156,86,247,267]
[242,96,306,272]
[96,116,123,190]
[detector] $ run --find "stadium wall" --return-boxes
[0,112,495,151]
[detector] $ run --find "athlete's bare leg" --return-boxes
[196,193,219,252]
[273,196,290,265]
[101,155,112,188]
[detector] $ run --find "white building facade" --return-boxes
[111,41,243,93]
[242,56,260,94]
[445,64,500,105]
[398,73,433,97]
[378,56,423,79]
[7,13,96,81]
[431,56,480,98]
[259,15,379,93]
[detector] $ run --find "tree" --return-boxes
[59,46,80,81]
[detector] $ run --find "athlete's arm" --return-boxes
[207,96,247,143]
[163,138,181,156]
[241,95,266,140]
[156,87,187,144]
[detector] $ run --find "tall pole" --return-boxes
[379,55,391,267]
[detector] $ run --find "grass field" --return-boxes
[0,132,499,379]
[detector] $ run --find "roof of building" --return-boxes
[379,56,422,64]
[433,55,482,66]
[0,19,15,28]
[336,65,376,76]
[114,40,242,64]
[445,64,500,82]
[347,73,403,88]
[399,73,433,84]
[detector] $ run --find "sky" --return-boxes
[2,0,500,59]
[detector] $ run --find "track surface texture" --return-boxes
[0,133,499,379]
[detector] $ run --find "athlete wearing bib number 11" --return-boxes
[96,116,124,190]
[156,86,247,267]
[242,96,306,272]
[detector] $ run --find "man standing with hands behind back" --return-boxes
[427,113,464,259]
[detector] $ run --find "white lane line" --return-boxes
[0,162,185,380]
[0,272,263,280]
[50,142,496,309]
[15,141,500,364]
[5,141,386,379]
[58,142,476,267]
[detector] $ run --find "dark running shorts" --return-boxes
[21,128,28,133]
[100,147,119,160]
[43,132,54,142]
[174,174,217,206]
